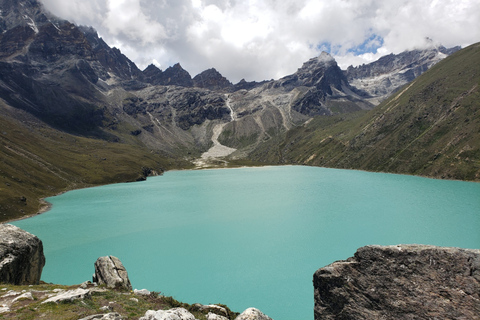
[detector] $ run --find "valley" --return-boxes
[0,0,478,221]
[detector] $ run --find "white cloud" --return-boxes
[102,0,167,44]
[40,0,480,82]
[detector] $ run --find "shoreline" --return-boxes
[4,162,479,225]
[6,198,53,224]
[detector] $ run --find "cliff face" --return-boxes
[313,245,480,320]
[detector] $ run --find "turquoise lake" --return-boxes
[13,166,480,320]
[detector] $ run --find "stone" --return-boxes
[207,312,229,320]
[1,290,20,298]
[195,304,228,317]
[12,291,34,302]
[139,307,196,320]
[0,224,45,285]
[235,308,273,320]
[42,288,90,304]
[313,244,480,319]
[134,288,151,296]
[79,313,124,320]
[92,256,132,290]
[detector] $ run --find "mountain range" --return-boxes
[0,0,478,221]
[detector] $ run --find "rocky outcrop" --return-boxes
[207,313,229,320]
[192,304,228,317]
[313,244,480,319]
[0,224,45,285]
[235,308,273,320]
[79,313,124,320]
[42,288,90,304]
[140,307,196,320]
[93,256,132,290]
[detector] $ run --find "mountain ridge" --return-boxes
[249,42,480,180]
[0,0,475,221]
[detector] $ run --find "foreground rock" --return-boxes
[140,307,196,320]
[93,256,132,290]
[42,288,90,304]
[192,304,228,317]
[79,313,124,320]
[0,224,45,285]
[313,244,480,319]
[235,308,273,320]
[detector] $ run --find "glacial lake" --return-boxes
[13,166,480,320]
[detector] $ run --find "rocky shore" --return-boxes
[1,224,479,319]
[0,224,273,320]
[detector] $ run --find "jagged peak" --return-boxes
[78,25,98,37]
[0,0,61,33]
[316,51,335,63]
[194,67,224,79]
[144,64,162,72]
[298,51,337,73]
[171,62,184,69]
[192,67,232,90]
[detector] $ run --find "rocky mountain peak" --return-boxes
[304,56,344,88]
[301,51,336,69]
[0,0,61,33]
[151,62,193,87]
[193,68,232,90]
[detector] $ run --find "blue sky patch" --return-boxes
[347,34,384,55]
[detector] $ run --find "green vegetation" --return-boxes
[0,283,238,320]
[0,104,192,222]
[251,42,480,181]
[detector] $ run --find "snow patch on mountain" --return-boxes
[346,46,459,104]
[24,15,38,33]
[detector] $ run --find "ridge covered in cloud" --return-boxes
[41,0,480,83]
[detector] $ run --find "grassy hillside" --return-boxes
[250,42,480,180]
[0,102,191,222]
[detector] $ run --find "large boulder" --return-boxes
[235,308,273,320]
[313,244,480,319]
[0,224,45,285]
[92,256,132,290]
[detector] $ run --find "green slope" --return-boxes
[0,102,190,222]
[250,42,480,181]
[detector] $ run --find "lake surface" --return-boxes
[13,166,480,320]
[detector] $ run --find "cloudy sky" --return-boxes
[40,0,480,83]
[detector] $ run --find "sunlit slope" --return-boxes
[0,103,186,222]
[252,42,480,180]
